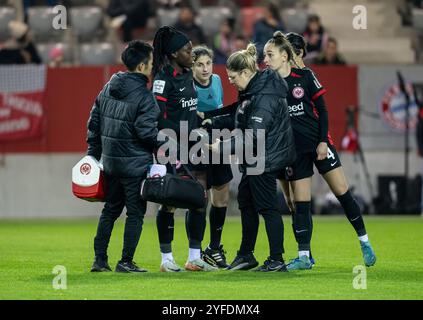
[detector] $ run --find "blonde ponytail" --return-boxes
[226,42,259,73]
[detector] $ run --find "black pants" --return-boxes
[237,171,284,260]
[94,174,146,262]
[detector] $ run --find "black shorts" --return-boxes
[206,163,233,189]
[278,144,342,181]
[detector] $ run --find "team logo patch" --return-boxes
[153,80,165,94]
[286,166,294,177]
[292,86,304,99]
[80,163,91,175]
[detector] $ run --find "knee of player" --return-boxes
[160,205,176,213]
[211,194,229,207]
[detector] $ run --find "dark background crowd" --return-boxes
[0,0,349,66]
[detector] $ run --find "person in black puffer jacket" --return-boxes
[206,43,296,272]
[86,40,161,273]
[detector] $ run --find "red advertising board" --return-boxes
[0,65,357,152]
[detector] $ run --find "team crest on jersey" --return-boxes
[292,86,304,99]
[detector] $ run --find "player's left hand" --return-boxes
[206,139,220,153]
[316,142,328,160]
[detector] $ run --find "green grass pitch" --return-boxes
[0,216,422,300]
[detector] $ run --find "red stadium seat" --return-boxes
[240,7,265,38]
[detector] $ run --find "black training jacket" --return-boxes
[86,72,161,178]
[211,69,296,173]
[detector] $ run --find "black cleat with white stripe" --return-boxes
[202,245,229,269]
[226,251,259,270]
[254,257,288,272]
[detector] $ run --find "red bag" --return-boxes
[72,156,105,202]
[341,128,358,153]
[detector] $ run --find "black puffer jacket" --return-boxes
[86,72,160,178]
[213,69,296,173]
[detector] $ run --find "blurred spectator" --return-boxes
[173,4,206,46]
[107,0,152,43]
[23,0,58,21]
[314,37,346,65]
[397,0,423,26]
[234,34,248,51]
[212,17,236,64]
[23,0,58,6]
[234,0,254,6]
[157,0,183,8]
[302,14,328,63]
[0,20,41,64]
[48,45,64,67]
[252,1,285,62]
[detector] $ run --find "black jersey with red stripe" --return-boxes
[284,67,332,153]
[152,65,199,136]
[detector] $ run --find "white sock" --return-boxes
[299,250,310,258]
[161,252,174,264]
[189,248,201,261]
[358,234,369,242]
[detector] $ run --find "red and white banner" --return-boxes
[0,65,46,141]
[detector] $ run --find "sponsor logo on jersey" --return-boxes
[292,86,305,99]
[180,97,198,110]
[288,102,305,117]
[288,102,304,113]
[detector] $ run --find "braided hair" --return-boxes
[152,26,189,77]
[286,32,307,58]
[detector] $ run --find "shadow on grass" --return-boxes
[33,264,423,286]
[34,267,350,284]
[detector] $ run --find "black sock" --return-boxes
[209,206,227,250]
[156,210,174,253]
[291,212,299,243]
[337,190,366,237]
[309,211,314,259]
[294,202,312,251]
[186,208,206,249]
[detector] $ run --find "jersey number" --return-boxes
[327,148,335,160]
